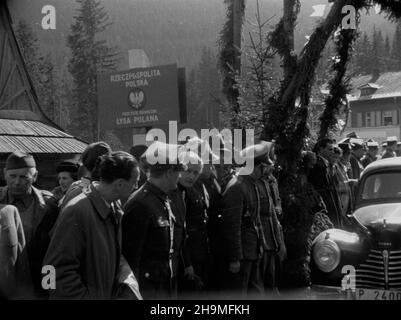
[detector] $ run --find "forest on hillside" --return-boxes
[7,0,401,146]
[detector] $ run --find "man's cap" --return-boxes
[5,151,36,170]
[366,140,379,148]
[397,142,401,146]
[80,141,111,171]
[144,141,187,171]
[56,160,79,174]
[350,138,364,148]
[346,132,361,139]
[240,142,273,165]
[184,136,219,163]
[387,136,398,143]
[382,142,388,147]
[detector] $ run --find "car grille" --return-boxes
[356,250,401,290]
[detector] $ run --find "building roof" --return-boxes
[0,2,87,156]
[348,72,401,101]
[0,118,87,154]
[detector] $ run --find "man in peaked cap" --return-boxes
[361,139,379,167]
[122,141,187,299]
[382,136,398,159]
[221,142,285,297]
[349,138,365,179]
[0,151,59,299]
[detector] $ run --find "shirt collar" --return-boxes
[86,182,113,220]
[144,181,169,201]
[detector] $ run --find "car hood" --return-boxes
[353,203,401,248]
[354,203,401,227]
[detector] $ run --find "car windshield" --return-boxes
[361,171,401,201]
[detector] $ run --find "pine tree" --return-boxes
[384,34,392,72]
[188,47,222,130]
[391,22,401,71]
[67,0,119,142]
[370,26,384,73]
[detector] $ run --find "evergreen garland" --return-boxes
[319,27,359,140]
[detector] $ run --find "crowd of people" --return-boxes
[0,131,399,300]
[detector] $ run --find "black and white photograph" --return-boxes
[1,0,401,306]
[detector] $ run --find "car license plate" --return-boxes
[356,289,401,300]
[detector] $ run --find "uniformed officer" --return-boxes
[361,140,379,167]
[382,136,398,159]
[0,151,59,298]
[221,142,284,297]
[122,142,186,299]
[176,151,211,296]
[349,138,365,179]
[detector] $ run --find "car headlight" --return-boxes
[313,239,341,273]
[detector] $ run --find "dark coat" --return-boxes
[180,182,210,267]
[308,156,343,227]
[44,184,122,299]
[381,149,396,159]
[360,154,378,168]
[0,204,25,298]
[221,176,262,261]
[0,186,59,298]
[349,154,364,179]
[122,182,177,298]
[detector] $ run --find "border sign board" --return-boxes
[98,64,180,129]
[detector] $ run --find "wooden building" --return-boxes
[0,2,87,189]
[343,72,401,143]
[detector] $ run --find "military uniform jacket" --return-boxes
[308,156,343,227]
[361,154,378,168]
[122,182,175,285]
[180,182,210,266]
[349,154,364,180]
[381,150,396,159]
[0,186,58,298]
[221,175,283,262]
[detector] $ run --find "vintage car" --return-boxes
[311,157,401,300]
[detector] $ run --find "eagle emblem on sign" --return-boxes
[128,88,146,110]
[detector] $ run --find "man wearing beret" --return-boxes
[0,151,59,298]
[221,142,285,297]
[122,142,186,299]
[349,138,365,180]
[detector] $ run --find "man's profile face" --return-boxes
[368,148,378,157]
[4,167,37,196]
[166,169,181,191]
[118,167,140,199]
[319,143,334,162]
[58,171,75,192]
